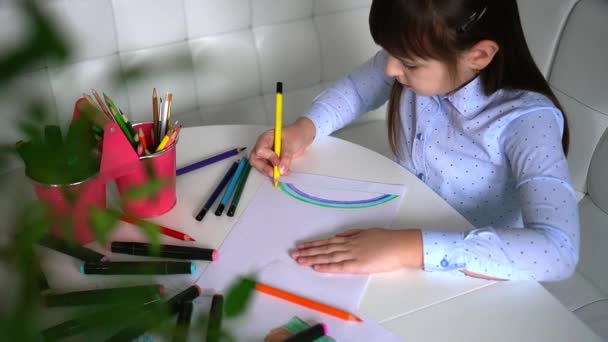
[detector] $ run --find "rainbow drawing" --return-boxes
[278,182,398,209]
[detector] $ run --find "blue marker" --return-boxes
[195,161,239,221]
[215,158,248,216]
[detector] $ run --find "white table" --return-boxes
[15,125,600,341]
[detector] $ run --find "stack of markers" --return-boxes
[195,157,253,221]
[37,235,224,341]
[81,89,181,157]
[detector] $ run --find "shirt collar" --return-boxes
[438,75,492,118]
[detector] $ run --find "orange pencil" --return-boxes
[138,128,149,155]
[254,281,362,322]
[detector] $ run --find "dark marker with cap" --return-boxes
[206,294,224,342]
[42,298,162,340]
[196,161,239,221]
[38,235,107,262]
[41,284,164,307]
[81,261,196,275]
[106,285,202,342]
[284,323,328,342]
[171,301,193,342]
[111,241,218,261]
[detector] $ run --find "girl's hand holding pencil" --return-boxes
[250,117,316,179]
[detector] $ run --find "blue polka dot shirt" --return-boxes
[305,50,579,281]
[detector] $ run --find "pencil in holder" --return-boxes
[114,122,177,218]
[30,174,106,245]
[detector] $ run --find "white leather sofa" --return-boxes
[1,0,606,339]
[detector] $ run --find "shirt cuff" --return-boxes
[422,230,467,271]
[304,103,335,138]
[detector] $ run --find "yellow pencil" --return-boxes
[155,127,175,152]
[273,82,283,188]
[155,134,171,152]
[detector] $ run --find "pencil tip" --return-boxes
[185,235,195,241]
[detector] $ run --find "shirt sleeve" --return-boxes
[421,110,580,281]
[304,50,393,137]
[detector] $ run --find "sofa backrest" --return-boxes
[1,0,607,201]
[0,0,379,174]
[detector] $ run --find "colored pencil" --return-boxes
[91,89,113,120]
[138,128,149,155]
[159,96,168,139]
[166,92,173,127]
[119,214,195,241]
[176,147,246,176]
[273,82,283,188]
[104,93,135,145]
[156,132,171,152]
[153,88,159,144]
[254,281,362,322]
[227,161,252,217]
[215,157,248,216]
[195,161,239,221]
[165,124,180,149]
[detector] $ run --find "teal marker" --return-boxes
[215,157,248,216]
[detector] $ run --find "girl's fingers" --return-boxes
[296,236,347,249]
[336,229,363,237]
[296,251,352,266]
[291,242,349,258]
[250,144,280,177]
[312,260,362,274]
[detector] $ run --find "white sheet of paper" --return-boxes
[197,172,406,341]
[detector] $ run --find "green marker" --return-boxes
[227,161,252,217]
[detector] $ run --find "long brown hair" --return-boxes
[369,0,569,157]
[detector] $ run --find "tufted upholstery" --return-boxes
[0,0,383,174]
[1,0,607,338]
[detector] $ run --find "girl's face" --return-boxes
[385,54,474,96]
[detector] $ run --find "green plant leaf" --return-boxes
[89,207,119,245]
[224,277,256,318]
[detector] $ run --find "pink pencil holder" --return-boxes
[30,174,106,245]
[114,122,177,218]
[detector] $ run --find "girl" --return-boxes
[250,0,579,282]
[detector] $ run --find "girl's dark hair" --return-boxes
[369,0,569,157]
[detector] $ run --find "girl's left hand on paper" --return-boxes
[291,228,423,274]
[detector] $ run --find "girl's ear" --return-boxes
[466,40,499,71]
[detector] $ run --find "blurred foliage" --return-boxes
[0,0,252,341]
